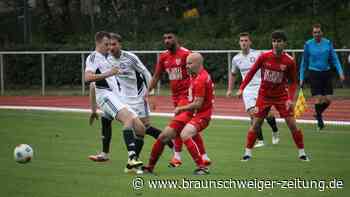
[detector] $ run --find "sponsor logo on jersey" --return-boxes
[250,57,256,63]
[264,69,283,83]
[166,67,183,80]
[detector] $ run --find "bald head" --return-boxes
[186,52,204,74]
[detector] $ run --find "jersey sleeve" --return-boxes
[287,58,298,100]
[329,41,344,76]
[193,76,206,98]
[85,54,98,73]
[299,43,309,81]
[130,53,152,86]
[231,57,238,74]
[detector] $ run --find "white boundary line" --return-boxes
[1,105,350,126]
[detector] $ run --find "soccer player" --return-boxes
[299,23,345,130]
[85,31,145,168]
[146,29,210,167]
[226,32,279,147]
[143,52,214,175]
[237,30,310,161]
[88,33,173,163]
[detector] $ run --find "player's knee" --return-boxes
[180,125,196,140]
[140,117,150,127]
[133,119,145,136]
[252,122,262,132]
[158,133,171,144]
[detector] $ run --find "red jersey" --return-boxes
[189,68,214,119]
[239,50,297,100]
[155,47,191,101]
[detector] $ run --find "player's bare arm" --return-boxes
[88,82,99,125]
[226,73,237,97]
[174,96,204,115]
[84,67,120,82]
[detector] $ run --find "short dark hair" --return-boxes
[95,31,110,42]
[313,23,322,29]
[163,26,178,35]
[110,33,122,42]
[239,32,251,39]
[271,30,287,41]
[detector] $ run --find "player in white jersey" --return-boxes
[84,31,145,169]
[226,32,279,147]
[88,33,174,173]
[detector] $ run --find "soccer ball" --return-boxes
[14,144,33,163]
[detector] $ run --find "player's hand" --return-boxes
[340,74,345,82]
[174,107,182,115]
[226,90,232,97]
[108,67,120,76]
[145,90,156,110]
[89,112,99,126]
[286,100,294,111]
[236,89,243,98]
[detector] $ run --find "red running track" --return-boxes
[1,96,350,121]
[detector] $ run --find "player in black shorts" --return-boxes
[299,24,345,130]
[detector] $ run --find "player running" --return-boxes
[226,32,279,147]
[236,30,310,161]
[146,28,210,167]
[143,52,214,175]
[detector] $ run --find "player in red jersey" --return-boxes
[237,30,310,161]
[146,29,211,167]
[143,52,214,175]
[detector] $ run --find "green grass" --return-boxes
[1,109,349,197]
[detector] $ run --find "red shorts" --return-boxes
[168,98,193,133]
[255,97,294,118]
[187,116,210,132]
[169,115,210,134]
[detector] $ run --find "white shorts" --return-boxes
[127,100,150,118]
[120,96,150,118]
[242,86,259,111]
[96,88,136,119]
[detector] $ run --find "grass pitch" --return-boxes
[0,109,349,197]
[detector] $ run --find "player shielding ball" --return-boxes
[147,29,211,167]
[143,52,214,175]
[237,30,310,161]
[85,31,145,169]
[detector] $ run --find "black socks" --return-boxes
[101,117,112,153]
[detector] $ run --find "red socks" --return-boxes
[183,138,204,167]
[193,133,206,155]
[292,129,304,149]
[174,136,183,152]
[148,139,165,169]
[246,129,257,149]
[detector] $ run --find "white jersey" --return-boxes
[107,50,152,104]
[231,49,262,88]
[85,51,134,119]
[85,51,119,91]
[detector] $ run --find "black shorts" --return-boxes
[309,70,333,96]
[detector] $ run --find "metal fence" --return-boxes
[0,49,349,96]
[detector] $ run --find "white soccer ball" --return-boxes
[14,144,33,163]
